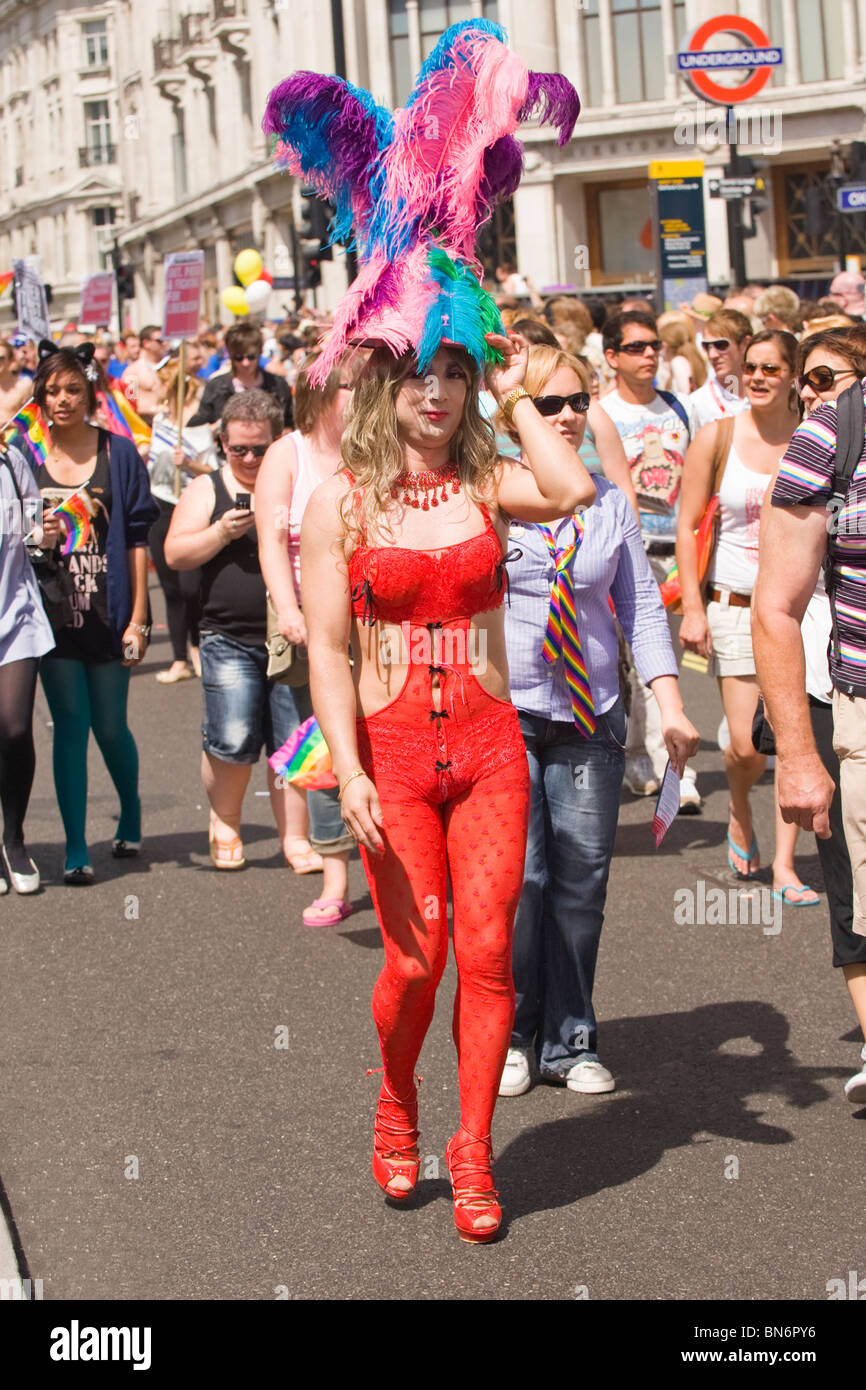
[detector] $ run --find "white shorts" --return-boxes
[706,592,755,678]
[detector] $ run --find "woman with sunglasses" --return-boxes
[677,330,816,898]
[165,390,298,870]
[498,346,699,1098]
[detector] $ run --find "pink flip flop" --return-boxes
[302,897,355,927]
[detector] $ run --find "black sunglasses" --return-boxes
[617,338,662,356]
[796,364,857,394]
[225,443,269,459]
[533,392,590,416]
[231,353,259,363]
[702,338,731,352]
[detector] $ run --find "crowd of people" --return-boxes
[1,262,865,1242]
[2,8,866,1248]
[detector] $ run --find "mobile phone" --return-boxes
[235,493,251,510]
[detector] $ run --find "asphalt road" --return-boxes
[1,577,863,1302]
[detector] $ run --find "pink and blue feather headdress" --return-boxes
[263,19,579,386]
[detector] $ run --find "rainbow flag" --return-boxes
[51,490,93,554]
[98,388,150,451]
[268,715,337,790]
[0,271,13,295]
[2,400,50,471]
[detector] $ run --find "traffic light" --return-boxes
[301,249,322,290]
[298,188,334,263]
[116,264,135,299]
[849,141,866,180]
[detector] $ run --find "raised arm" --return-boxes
[300,478,384,855]
[485,333,596,519]
[752,495,834,836]
[676,421,719,658]
[586,400,639,520]
[164,474,232,570]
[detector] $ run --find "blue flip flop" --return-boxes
[772,884,820,907]
[727,831,759,880]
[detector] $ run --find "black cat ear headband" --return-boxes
[37,339,98,381]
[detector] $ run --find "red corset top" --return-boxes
[348,500,511,627]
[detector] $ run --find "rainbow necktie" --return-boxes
[538,516,595,736]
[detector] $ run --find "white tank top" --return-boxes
[287,431,325,597]
[708,443,774,595]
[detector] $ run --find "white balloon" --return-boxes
[244,279,272,312]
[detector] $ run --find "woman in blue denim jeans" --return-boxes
[165,389,354,922]
[499,347,699,1096]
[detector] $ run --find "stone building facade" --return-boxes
[1,0,865,332]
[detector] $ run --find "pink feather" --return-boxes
[382,32,529,262]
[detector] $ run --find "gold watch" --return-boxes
[502,386,530,425]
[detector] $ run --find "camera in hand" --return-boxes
[235,492,251,510]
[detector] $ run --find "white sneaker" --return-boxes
[564,1058,616,1093]
[844,1045,866,1105]
[499,1046,531,1097]
[624,755,659,797]
[679,773,702,815]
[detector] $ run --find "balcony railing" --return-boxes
[180,12,211,49]
[79,143,117,167]
[213,0,247,18]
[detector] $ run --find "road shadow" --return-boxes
[495,1000,848,1224]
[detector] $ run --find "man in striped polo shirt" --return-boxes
[753,366,866,1101]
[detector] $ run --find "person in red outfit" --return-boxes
[302,336,596,1242]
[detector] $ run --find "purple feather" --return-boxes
[478,136,524,212]
[263,72,392,244]
[518,72,580,145]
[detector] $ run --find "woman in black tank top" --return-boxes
[165,390,353,881]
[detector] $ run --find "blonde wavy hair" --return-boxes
[340,345,499,543]
[498,345,590,444]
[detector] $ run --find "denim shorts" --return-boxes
[199,630,353,853]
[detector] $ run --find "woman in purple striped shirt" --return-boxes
[498,346,699,1098]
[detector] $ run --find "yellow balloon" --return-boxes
[234,249,264,287]
[221,286,249,316]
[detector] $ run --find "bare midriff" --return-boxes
[349,609,512,720]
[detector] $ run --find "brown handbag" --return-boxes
[265,594,310,686]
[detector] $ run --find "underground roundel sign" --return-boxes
[677,15,783,105]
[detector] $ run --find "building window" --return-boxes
[768,0,845,85]
[583,0,686,105]
[586,179,655,284]
[83,19,109,67]
[91,206,116,269]
[389,0,500,104]
[83,100,114,164]
[476,197,516,281]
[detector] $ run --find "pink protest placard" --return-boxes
[162,251,204,340]
[79,273,115,326]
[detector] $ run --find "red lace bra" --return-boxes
[346,478,511,626]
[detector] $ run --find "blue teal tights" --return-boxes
[40,658,141,870]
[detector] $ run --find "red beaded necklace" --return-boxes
[391,462,461,510]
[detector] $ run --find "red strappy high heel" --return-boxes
[371,1078,421,1201]
[444,1129,502,1243]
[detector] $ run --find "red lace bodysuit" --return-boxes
[345,478,530,1143]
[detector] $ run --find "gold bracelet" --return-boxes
[502,386,530,426]
[338,768,366,801]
